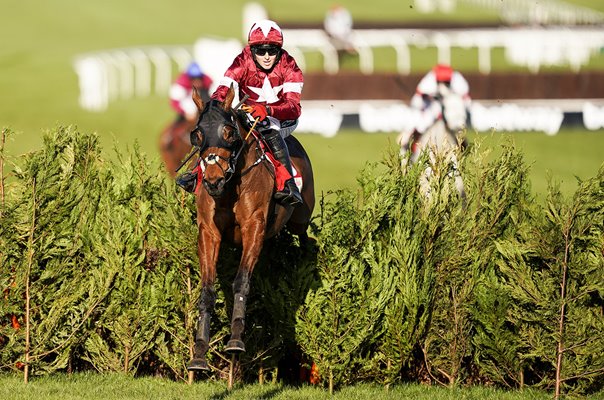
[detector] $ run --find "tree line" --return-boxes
[1,127,603,398]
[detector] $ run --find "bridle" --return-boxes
[191,99,275,198]
[192,100,246,188]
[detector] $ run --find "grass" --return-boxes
[3,124,603,204]
[1,0,603,147]
[0,372,559,400]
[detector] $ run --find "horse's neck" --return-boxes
[237,135,268,179]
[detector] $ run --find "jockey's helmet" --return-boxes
[186,62,204,78]
[433,64,454,83]
[248,20,284,48]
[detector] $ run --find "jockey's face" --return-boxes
[252,45,279,71]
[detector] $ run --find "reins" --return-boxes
[233,111,271,178]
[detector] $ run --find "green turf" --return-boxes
[0,372,556,400]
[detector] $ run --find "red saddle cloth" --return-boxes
[264,151,291,191]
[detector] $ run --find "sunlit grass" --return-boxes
[0,372,556,400]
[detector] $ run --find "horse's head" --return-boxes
[191,85,243,197]
[437,83,467,133]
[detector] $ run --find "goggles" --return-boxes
[252,45,280,56]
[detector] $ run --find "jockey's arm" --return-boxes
[267,90,302,121]
[169,83,188,115]
[267,55,303,121]
[211,54,245,102]
[180,97,199,121]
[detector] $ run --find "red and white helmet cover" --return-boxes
[433,63,454,82]
[247,19,284,47]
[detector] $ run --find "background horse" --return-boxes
[405,84,467,204]
[186,86,315,373]
[158,118,194,177]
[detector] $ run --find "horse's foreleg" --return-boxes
[225,222,265,353]
[188,228,220,371]
[188,285,216,371]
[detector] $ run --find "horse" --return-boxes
[158,118,195,178]
[402,84,468,204]
[185,85,315,373]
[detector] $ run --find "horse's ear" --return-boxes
[223,84,235,111]
[192,87,204,112]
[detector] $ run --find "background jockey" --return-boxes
[210,19,304,207]
[169,62,213,122]
[323,4,355,56]
[398,63,472,153]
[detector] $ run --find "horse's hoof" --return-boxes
[187,358,209,371]
[225,339,245,353]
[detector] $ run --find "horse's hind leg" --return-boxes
[188,285,216,371]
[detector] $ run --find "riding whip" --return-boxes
[233,94,250,111]
[174,144,200,173]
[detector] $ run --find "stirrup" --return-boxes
[176,171,197,193]
[274,180,303,207]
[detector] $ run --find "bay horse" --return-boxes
[404,84,467,204]
[158,118,195,178]
[186,85,315,372]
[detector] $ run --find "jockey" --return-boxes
[210,19,304,207]
[323,4,355,55]
[398,63,471,153]
[169,62,213,122]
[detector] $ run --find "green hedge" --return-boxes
[296,143,604,396]
[1,127,603,397]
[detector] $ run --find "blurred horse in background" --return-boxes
[158,119,194,177]
[400,83,468,205]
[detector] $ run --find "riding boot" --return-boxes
[263,130,303,207]
[176,130,204,194]
[176,171,197,193]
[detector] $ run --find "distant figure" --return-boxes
[323,4,355,55]
[169,62,213,122]
[159,62,213,178]
[398,63,471,153]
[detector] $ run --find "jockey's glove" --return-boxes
[250,104,270,121]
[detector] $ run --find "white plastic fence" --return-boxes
[73,46,193,111]
[281,26,604,75]
[461,0,604,25]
